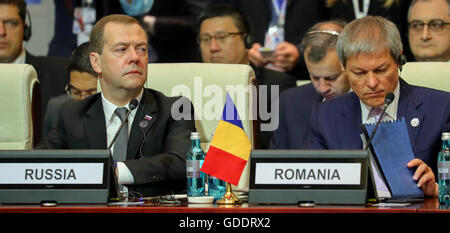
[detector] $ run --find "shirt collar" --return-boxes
[360,80,400,124]
[101,88,144,122]
[12,49,26,64]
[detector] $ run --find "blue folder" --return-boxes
[364,118,424,200]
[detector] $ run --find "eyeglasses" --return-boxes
[198,31,245,45]
[65,84,97,100]
[408,19,450,34]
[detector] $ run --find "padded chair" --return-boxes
[147,63,258,191]
[401,62,450,92]
[0,64,39,149]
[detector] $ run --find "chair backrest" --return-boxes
[0,64,39,149]
[147,63,257,191]
[401,62,450,92]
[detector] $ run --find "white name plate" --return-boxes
[0,163,104,184]
[255,163,361,185]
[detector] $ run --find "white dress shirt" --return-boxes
[101,89,143,185]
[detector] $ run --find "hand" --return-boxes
[248,43,270,67]
[407,158,439,197]
[273,42,300,71]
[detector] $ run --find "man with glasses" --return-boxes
[408,0,450,62]
[42,42,98,137]
[0,0,70,139]
[197,5,297,149]
[270,20,350,149]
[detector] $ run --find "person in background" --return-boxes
[309,16,450,197]
[42,42,97,137]
[407,0,450,62]
[270,20,350,149]
[323,0,414,60]
[140,0,209,63]
[197,5,297,149]
[37,14,195,197]
[209,0,323,80]
[0,0,70,139]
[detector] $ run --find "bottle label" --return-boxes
[187,160,201,178]
[438,161,450,179]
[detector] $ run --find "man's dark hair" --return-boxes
[197,4,252,36]
[68,42,97,77]
[0,0,27,23]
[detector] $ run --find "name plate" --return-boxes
[0,163,104,184]
[255,163,361,185]
[0,150,111,204]
[249,150,368,205]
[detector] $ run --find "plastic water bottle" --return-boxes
[208,175,226,201]
[186,132,206,197]
[438,132,450,206]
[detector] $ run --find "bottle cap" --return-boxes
[191,132,201,140]
[442,132,450,140]
[187,196,214,204]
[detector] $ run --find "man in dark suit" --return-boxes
[209,0,323,79]
[270,20,349,149]
[38,14,195,196]
[197,5,297,148]
[42,42,98,138]
[309,16,450,197]
[0,0,70,140]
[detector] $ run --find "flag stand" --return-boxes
[216,182,242,205]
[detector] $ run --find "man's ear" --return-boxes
[90,52,102,76]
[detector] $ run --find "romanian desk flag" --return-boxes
[200,93,251,186]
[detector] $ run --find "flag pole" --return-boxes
[216,182,242,205]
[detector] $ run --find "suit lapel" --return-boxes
[83,96,107,149]
[341,94,364,149]
[397,79,424,147]
[127,89,159,159]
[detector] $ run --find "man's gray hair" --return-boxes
[408,0,450,20]
[337,16,403,68]
[300,20,346,63]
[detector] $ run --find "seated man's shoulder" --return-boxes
[410,85,450,100]
[27,52,70,67]
[59,93,101,116]
[281,83,315,99]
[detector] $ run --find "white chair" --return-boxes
[147,63,257,191]
[0,64,39,149]
[401,62,450,92]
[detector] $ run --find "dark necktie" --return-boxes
[113,107,129,162]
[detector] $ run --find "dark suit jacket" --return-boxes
[37,88,196,196]
[26,52,71,140]
[209,0,322,80]
[210,0,322,44]
[309,79,450,175]
[270,83,322,149]
[42,94,72,138]
[322,0,414,61]
[144,0,208,62]
[253,65,297,149]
